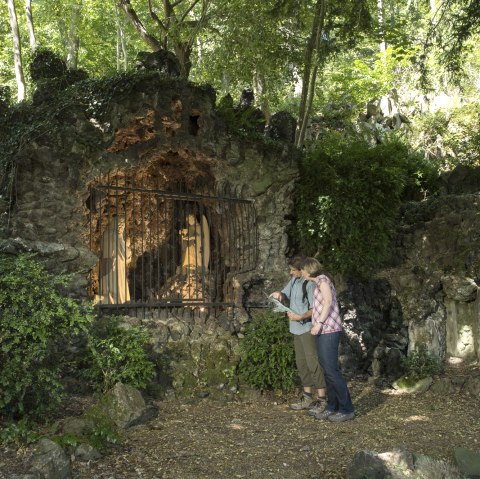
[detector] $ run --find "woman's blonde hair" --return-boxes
[301,257,324,277]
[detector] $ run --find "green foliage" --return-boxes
[325,46,420,112]
[0,85,12,113]
[426,0,480,80]
[402,345,442,381]
[412,102,480,169]
[0,254,93,419]
[29,48,68,83]
[238,310,296,391]
[50,405,121,452]
[83,405,121,451]
[84,316,155,392]
[216,102,266,134]
[294,135,438,277]
[0,418,39,446]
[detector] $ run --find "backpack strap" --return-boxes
[302,280,310,309]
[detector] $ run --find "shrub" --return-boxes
[0,418,39,446]
[83,316,155,392]
[238,311,296,391]
[402,345,442,381]
[294,135,437,277]
[29,48,67,82]
[412,103,480,169]
[0,254,93,419]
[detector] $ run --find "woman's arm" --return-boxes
[311,280,333,335]
[287,309,312,321]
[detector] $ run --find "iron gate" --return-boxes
[88,180,257,314]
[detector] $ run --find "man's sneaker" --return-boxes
[328,411,355,423]
[313,408,336,420]
[289,393,314,410]
[307,397,327,416]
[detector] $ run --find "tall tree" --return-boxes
[426,0,480,78]
[119,0,214,77]
[7,0,25,101]
[296,0,327,147]
[25,0,36,49]
[115,1,128,71]
[65,1,82,69]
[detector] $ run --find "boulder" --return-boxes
[454,447,480,478]
[348,447,463,479]
[74,443,102,462]
[392,376,433,394]
[28,438,71,479]
[106,382,158,429]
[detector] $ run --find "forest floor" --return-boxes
[1,363,480,479]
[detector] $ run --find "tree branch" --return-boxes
[119,0,163,51]
[180,0,201,23]
[148,0,167,34]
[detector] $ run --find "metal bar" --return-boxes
[97,301,235,309]
[131,183,137,303]
[115,174,119,305]
[90,179,258,312]
[140,182,145,303]
[95,184,254,204]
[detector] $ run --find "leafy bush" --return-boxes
[412,103,480,169]
[294,135,438,277]
[0,85,11,114]
[402,345,442,381]
[0,254,93,419]
[0,418,39,446]
[29,48,67,82]
[84,316,155,392]
[324,46,420,116]
[50,404,121,452]
[238,311,296,391]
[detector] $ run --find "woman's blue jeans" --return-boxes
[315,332,354,414]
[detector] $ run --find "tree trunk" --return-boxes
[377,0,386,52]
[173,42,192,77]
[66,3,81,69]
[119,0,163,51]
[253,70,270,122]
[7,0,26,101]
[116,3,128,71]
[25,0,36,50]
[296,0,327,148]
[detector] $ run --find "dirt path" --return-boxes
[2,366,480,479]
[75,375,479,479]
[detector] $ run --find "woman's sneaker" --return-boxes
[328,412,355,422]
[307,397,327,416]
[313,409,336,420]
[289,393,314,410]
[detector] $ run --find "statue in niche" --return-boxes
[179,213,210,270]
[97,216,131,304]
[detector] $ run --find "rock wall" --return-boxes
[378,173,480,365]
[0,73,300,395]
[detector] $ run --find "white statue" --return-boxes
[180,213,210,270]
[98,216,131,304]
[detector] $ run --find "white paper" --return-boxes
[264,292,294,314]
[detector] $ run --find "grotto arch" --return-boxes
[86,152,258,317]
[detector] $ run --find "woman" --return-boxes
[301,257,355,422]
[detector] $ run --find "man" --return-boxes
[271,256,327,411]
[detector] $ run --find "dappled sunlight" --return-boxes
[447,356,464,365]
[404,415,430,423]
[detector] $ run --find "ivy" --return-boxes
[238,310,296,391]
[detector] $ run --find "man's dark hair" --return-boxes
[288,255,306,270]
